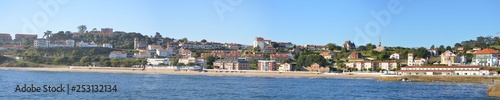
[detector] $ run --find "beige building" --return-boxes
[213,59,249,70]
[440,50,460,65]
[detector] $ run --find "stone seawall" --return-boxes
[378,76,500,83]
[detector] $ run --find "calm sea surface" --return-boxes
[0,69,497,100]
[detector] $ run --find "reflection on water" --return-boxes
[0,70,496,100]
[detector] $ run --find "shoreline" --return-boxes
[0,67,385,79]
[3,67,500,84]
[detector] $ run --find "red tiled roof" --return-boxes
[246,54,263,57]
[111,51,126,54]
[270,54,289,58]
[474,48,499,54]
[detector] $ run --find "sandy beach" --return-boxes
[0,67,385,79]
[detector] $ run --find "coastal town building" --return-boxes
[180,49,192,57]
[303,63,330,72]
[342,40,356,50]
[147,58,170,66]
[320,51,335,59]
[253,37,271,50]
[34,39,75,48]
[428,49,439,56]
[134,50,151,58]
[14,34,37,42]
[472,48,499,66]
[245,54,264,61]
[348,52,362,59]
[148,44,162,51]
[156,48,172,57]
[304,44,328,51]
[278,63,293,72]
[345,60,398,71]
[262,46,276,54]
[223,43,243,50]
[0,33,12,42]
[102,43,113,48]
[270,53,292,62]
[178,57,206,67]
[276,42,293,49]
[440,50,461,65]
[134,37,148,49]
[213,59,250,70]
[258,60,276,71]
[389,53,401,60]
[76,40,98,47]
[72,28,114,37]
[109,51,127,58]
[396,66,497,76]
[407,53,427,66]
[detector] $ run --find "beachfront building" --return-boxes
[213,59,250,70]
[396,66,498,76]
[156,48,172,57]
[109,51,127,58]
[345,60,398,71]
[278,63,293,72]
[148,44,162,51]
[178,57,206,67]
[471,48,500,66]
[408,53,427,66]
[303,63,330,72]
[147,58,170,66]
[134,50,151,58]
[258,60,276,71]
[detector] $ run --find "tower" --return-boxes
[378,36,381,47]
[134,37,138,49]
[408,53,414,66]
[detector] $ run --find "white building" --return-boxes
[156,48,172,57]
[389,53,401,60]
[109,51,127,58]
[148,44,162,51]
[408,53,427,66]
[147,58,170,66]
[253,37,271,50]
[258,60,276,71]
[102,43,113,48]
[178,57,206,67]
[278,63,293,72]
[34,39,75,48]
[76,40,98,47]
[397,66,497,76]
[472,48,499,66]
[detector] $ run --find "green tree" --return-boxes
[201,39,207,43]
[204,55,216,66]
[77,25,87,33]
[79,56,91,65]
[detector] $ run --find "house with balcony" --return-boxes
[472,48,500,66]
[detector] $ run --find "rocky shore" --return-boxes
[488,80,500,98]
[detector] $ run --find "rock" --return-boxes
[488,80,500,98]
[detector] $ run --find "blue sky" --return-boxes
[0,0,499,47]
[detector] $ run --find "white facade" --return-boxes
[147,58,170,66]
[156,49,172,57]
[109,51,127,58]
[77,40,98,47]
[397,66,497,76]
[279,63,292,72]
[102,43,113,48]
[34,39,75,48]
[408,53,427,66]
[178,57,206,67]
[389,53,400,59]
[148,45,162,51]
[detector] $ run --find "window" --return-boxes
[465,73,468,75]
[473,73,477,76]
[456,73,460,75]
